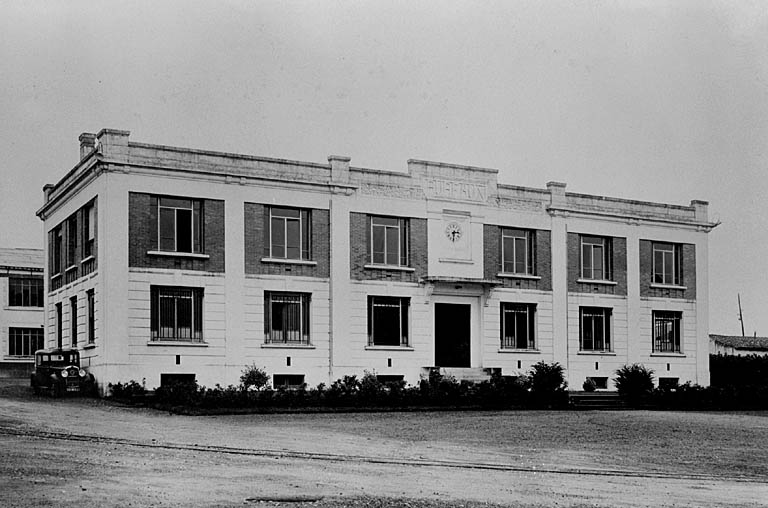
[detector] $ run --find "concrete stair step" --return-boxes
[439,368,492,383]
[569,391,627,410]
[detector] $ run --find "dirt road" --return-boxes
[0,383,765,507]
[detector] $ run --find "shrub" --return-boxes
[108,379,146,400]
[582,378,597,392]
[154,379,200,406]
[240,364,269,391]
[614,364,654,407]
[528,361,567,407]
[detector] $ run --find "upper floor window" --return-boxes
[580,307,612,352]
[150,286,204,342]
[52,226,63,275]
[158,197,202,253]
[264,292,311,345]
[581,235,612,281]
[82,201,95,258]
[67,214,78,267]
[500,302,536,349]
[501,229,535,275]
[368,296,409,347]
[653,311,681,353]
[269,207,311,260]
[8,277,43,307]
[370,216,408,266]
[653,242,682,285]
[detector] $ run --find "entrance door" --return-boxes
[434,303,471,367]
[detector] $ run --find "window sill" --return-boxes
[80,255,95,263]
[3,356,33,361]
[650,283,687,291]
[577,351,616,356]
[146,251,210,260]
[364,264,415,272]
[365,346,414,351]
[147,341,208,347]
[439,258,474,265]
[51,273,62,280]
[82,344,97,350]
[5,306,44,310]
[497,348,540,354]
[65,265,78,273]
[261,343,315,349]
[650,352,685,358]
[260,258,318,266]
[497,273,541,280]
[576,279,618,286]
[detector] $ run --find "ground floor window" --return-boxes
[151,286,204,342]
[580,307,612,352]
[87,289,95,344]
[500,303,536,349]
[264,292,311,345]
[653,311,682,353]
[368,296,409,346]
[9,327,44,357]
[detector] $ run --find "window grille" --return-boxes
[151,286,204,342]
[368,296,409,346]
[264,292,311,345]
[501,303,536,349]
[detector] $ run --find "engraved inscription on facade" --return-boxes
[422,178,488,202]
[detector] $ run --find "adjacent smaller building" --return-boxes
[0,248,44,377]
[710,334,768,357]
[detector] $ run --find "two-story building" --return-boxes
[1,248,44,378]
[36,129,718,392]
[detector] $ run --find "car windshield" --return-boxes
[38,353,79,366]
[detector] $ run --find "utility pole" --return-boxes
[738,294,745,337]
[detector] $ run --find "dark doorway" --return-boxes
[434,303,471,367]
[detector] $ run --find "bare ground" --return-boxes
[0,380,766,507]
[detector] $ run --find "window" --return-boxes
[581,236,612,280]
[501,229,535,275]
[370,216,408,266]
[8,277,43,307]
[653,311,681,353]
[86,290,95,344]
[151,286,204,342]
[56,302,63,348]
[272,374,305,389]
[653,243,682,285]
[268,207,311,260]
[157,197,202,253]
[8,328,44,357]
[368,296,409,346]
[67,214,78,267]
[580,307,612,352]
[264,292,310,345]
[52,226,63,275]
[70,296,78,346]
[500,303,536,349]
[587,377,608,390]
[82,201,95,258]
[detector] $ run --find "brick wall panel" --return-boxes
[639,240,695,300]
[350,212,424,282]
[568,233,626,296]
[483,225,551,291]
[128,192,225,272]
[245,203,329,278]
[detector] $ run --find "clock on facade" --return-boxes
[445,222,463,242]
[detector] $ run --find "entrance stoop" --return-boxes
[569,391,627,410]
[440,367,492,383]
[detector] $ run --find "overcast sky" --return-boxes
[1,1,766,335]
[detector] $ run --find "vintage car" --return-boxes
[30,348,94,397]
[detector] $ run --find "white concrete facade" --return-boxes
[0,248,44,376]
[37,129,718,392]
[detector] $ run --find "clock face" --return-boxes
[445,222,462,242]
